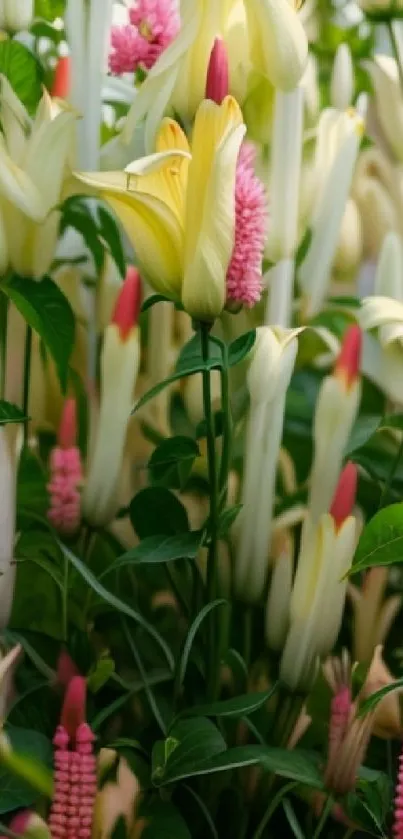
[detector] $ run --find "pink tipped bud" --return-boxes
[206,38,229,104]
[334,325,362,389]
[57,649,79,689]
[330,461,358,527]
[111,266,142,339]
[8,810,51,837]
[61,675,87,741]
[51,56,71,99]
[58,397,77,449]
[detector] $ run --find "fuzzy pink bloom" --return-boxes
[394,746,403,838]
[47,399,83,535]
[226,144,267,309]
[49,677,97,839]
[326,684,352,770]
[109,0,179,75]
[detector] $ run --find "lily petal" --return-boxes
[244,0,308,91]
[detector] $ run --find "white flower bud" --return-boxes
[0,0,33,32]
[331,44,354,111]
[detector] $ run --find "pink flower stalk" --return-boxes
[47,399,83,535]
[48,676,97,839]
[329,461,358,529]
[206,39,229,106]
[109,0,180,75]
[226,143,268,309]
[393,744,403,838]
[334,325,362,390]
[51,56,70,99]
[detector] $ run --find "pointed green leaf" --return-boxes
[0,401,28,426]
[351,503,403,573]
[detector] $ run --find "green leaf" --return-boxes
[0,42,44,113]
[177,687,278,720]
[344,415,382,456]
[328,295,361,308]
[132,334,222,414]
[3,276,75,392]
[228,330,256,367]
[35,0,65,19]
[16,449,49,519]
[0,401,28,426]
[218,505,243,537]
[296,227,312,267]
[59,542,174,672]
[149,436,200,489]
[358,678,403,717]
[103,531,203,573]
[60,197,104,275]
[351,503,403,573]
[141,294,172,313]
[0,726,53,812]
[152,717,227,785]
[138,798,192,838]
[97,206,126,278]
[87,658,115,693]
[129,487,189,539]
[283,799,306,839]
[177,600,228,688]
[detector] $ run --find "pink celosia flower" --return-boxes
[109,0,180,75]
[393,743,403,838]
[48,676,97,839]
[47,399,83,535]
[226,143,267,309]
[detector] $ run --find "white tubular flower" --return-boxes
[300,53,320,126]
[266,530,294,652]
[0,0,33,32]
[82,268,142,527]
[308,326,362,524]
[65,0,114,168]
[0,429,16,631]
[0,79,76,279]
[299,108,364,318]
[334,198,363,276]
[365,56,403,163]
[234,326,302,603]
[352,147,403,260]
[330,44,354,112]
[280,463,358,692]
[243,0,308,92]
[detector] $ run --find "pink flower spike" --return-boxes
[57,650,79,689]
[51,56,70,99]
[58,398,77,450]
[226,144,268,310]
[61,675,87,742]
[335,325,362,390]
[206,39,229,105]
[394,746,403,839]
[112,266,142,339]
[330,462,358,528]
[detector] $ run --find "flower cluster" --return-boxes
[109,0,180,75]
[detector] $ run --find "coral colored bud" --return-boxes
[56,649,79,688]
[51,55,70,99]
[334,325,362,389]
[7,810,51,838]
[206,38,229,105]
[330,462,358,527]
[111,266,142,339]
[58,397,77,449]
[61,675,87,741]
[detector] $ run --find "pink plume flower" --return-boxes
[109,0,180,75]
[394,745,403,838]
[226,143,268,310]
[47,399,83,535]
[49,677,97,839]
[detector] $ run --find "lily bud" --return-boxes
[374,230,403,299]
[308,326,362,523]
[280,467,357,691]
[266,530,294,652]
[0,0,33,32]
[334,198,363,276]
[51,56,71,100]
[331,44,354,111]
[234,326,302,602]
[244,0,308,91]
[362,646,402,739]
[3,811,51,838]
[206,39,229,105]
[82,268,142,526]
[364,56,403,163]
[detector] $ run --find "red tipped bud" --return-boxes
[7,810,51,838]
[334,325,362,389]
[58,398,77,449]
[330,461,358,528]
[51,56,71,99]
[111,266,142,339]
[56,649,79,688]
[61,675,87,741]
[206,39,229,105]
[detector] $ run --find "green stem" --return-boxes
[62,553,69,641]
[379,433,403,508]
[200,323,220,698]
[252,781,299,839]
[387,21,403,93]
[312,794,334,839]
[22,325,32,447]
[218,340,232,500]
[0,292,8,401]
[243,606,253,669]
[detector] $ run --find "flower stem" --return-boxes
[200,322,220,698]
[0,292,8,401]
[218,339,232,500]
[312,794,334,839]
[387,20,403,93]
[252,781,299,839]
[22,324,32,447]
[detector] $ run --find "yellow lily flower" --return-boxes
[77,96,246,322]
[121,0,307,151]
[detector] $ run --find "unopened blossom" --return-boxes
[330,44,354,111]
[51,56,71,100]
[352,148,403,260]
[48,399,83,536]
[49,675,97,839]
[364,56,403,163]
[348,566,401,663]
[0,810,51,838]
[109,0,180,75]
[362,645,403,739]
[0,0,33,32]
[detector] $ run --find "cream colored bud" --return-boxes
[374,231,403,299]
[266,531,294,651]
[0,0,33,31]
[334,198,363,275]
[331,44,354,111]
[365,55,403,163]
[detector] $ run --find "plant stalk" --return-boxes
[22,324,32,447]
[0,292,8,401]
